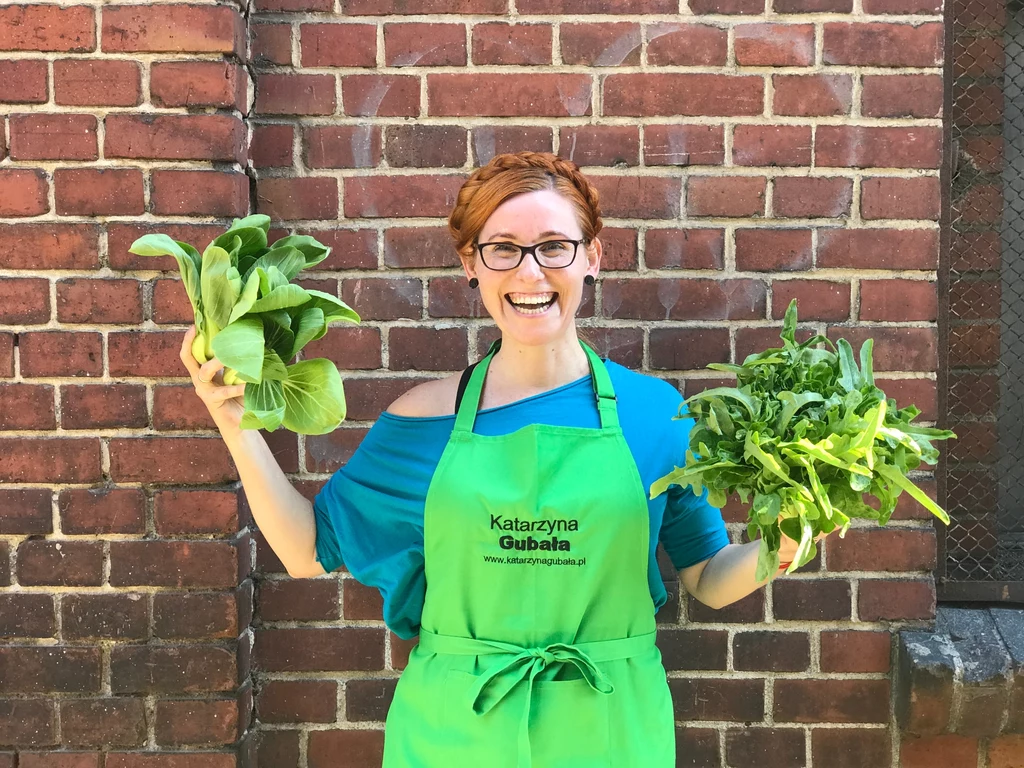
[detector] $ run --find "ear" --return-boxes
[460,252,477,282]
[585,237,602,280]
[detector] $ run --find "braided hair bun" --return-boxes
[448,151,603,262]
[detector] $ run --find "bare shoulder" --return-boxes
[385,373,462,418]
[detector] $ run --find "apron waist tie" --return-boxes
[418,629,657,768]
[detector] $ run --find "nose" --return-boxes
[515,250,545,281]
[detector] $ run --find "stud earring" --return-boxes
[468,277,479,289]
[584,275,596,286]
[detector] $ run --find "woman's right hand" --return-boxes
[180,325,247,432]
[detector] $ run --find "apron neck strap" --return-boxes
[453,338,619,434]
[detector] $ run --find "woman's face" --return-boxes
[464,189,601,348]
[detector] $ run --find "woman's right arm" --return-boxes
[180,326,325,579]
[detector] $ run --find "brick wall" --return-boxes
[0,0,986,765]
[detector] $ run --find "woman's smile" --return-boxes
[505,291,559,315]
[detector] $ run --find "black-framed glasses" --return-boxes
[475,239,586,271]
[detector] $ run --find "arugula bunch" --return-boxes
[130,215,360,436]
[651,300,955,581]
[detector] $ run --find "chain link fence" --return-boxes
[941,0,1024,600]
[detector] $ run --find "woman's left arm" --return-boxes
[680,532,823,610]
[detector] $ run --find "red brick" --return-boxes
[256,73,336,116]
[593,228,637,271]
[344,579,386,621]
[827,326,936,371]
[0,438,102,482]
[901,735,979,768]
[519,0,675,9]
[561,22,640,66]
[643,125,724,167]
[0,169,48,216]
[20,331,103,377]
[110,541,237,588]
[384,227,456,269]
[736,229,812,271]
[733,125,812,167]
[258,0,331,9]
[690,0,764,11]
[776,0,852,10]
[472,22,551,65]
[602,278,765,320]
[734,631,810,672]
[650,328,730,370]
[390,326,467,371]
[252,124,294,168]
[257,177,338,221]
[155,699,238,747]
[307,730,385,768]
[735,24,815,66]
[256,627,386,672]
[960,135,1003,174]
[105,114,243,162]
[56,278,143,325]
[54,59,138,107]
[153,592,238,639]
[19,754,100,768]
[950,277,1000,321]
[647,23,728,66]
[605,74,762,116]
[645,229,723,270]
[559,126,639,167]
[0,594,56,637]
[0,60,48,103]
[772,280,850,320]
[59,487,145,535]
[820,630,891,673]
[770,176,851,218]
[950,324,999,367]
[305,229,377,271]
[775,679,889,723]
[344,175,463,218]
[343,85,417,127]
[861,176,940,220]
[671,678,765,721]
[152,170,248,218]
[590,175,681,218]
[823,22,943,67]
[341,277,422,321]
[108,437,236,484]
[954,183,1003,225]
[259,681,338,724]
[155,490,238,536]
[953,36,1003,78]
[688,176,766,217]
[427,276,492,319]
[860,279,937,321]
[107,329,189,378]
[773,579,851,620]
[859,578,935,620]
[865,0,941,11]
[61,698,146,748]
[472,126,553,163]
[260,579,339,622]
[386,23,466,66]
[862,74,943,118]
[0,5,95,51]
[953,82,1003,126]
[347,0,503,10]
[829,528,936,572]
[385,125,466,168]
[773,74,852,116]
[150,61,247,110]
[726,728,806,768]
[252,23,292,65]
[0,384,55,429]
[953,0,1006,29]
[106,222,222,272]
[54,168,144,216]
[17,540,104,586]
[429,73,591,117]
[0,489,51,534]
[0,647,101,694]
[817,228,938,269]
[990,736,1024,768]
[0,277,49,324]
[817,126,941,169]
[106,755,235,768]
[111,646,237,695]
[301,23,377,67]
[102,5,242,55]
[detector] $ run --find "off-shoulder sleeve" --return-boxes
[312,414,452,640]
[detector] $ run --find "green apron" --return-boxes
[382,341,675,768]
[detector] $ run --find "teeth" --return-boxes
[508,293,555,305]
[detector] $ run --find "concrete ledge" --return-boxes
[897,605,1024,737]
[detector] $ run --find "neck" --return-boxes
[488,330,591,394]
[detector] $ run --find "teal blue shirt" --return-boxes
[313,361,730,640]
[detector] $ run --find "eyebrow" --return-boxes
[483,230,574,241]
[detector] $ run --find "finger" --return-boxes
[180,326,200,374]
[208,385,246,404]
[198,357,225,384]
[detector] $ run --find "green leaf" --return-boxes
[200,245,235,331]
[687,387,760,420]
[213,227,268,260]
[859,339,875,387]
[836,339,861,393]
[874,462,950,524]
[280,358,346,435]
[228,270,262,324]
[247,246,306,283]
[248,284,311,314]
[269,234,331,270]
[210,318,266,382]
[230,214,271,234]
[302,289,361,324]
[755,536,779,583]
[290,307,326,358]
[776,391,825,433]
[781,299,798,347]
[242,377,286,433]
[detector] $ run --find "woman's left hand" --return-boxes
[778,529,828,564]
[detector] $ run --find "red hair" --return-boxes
[448,152,603,262]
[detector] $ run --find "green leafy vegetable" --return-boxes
[651,300,955,577]
[129,215,360,435]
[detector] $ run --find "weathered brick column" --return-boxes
[0,1,255,766]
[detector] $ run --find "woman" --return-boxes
[181,152,808,767]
